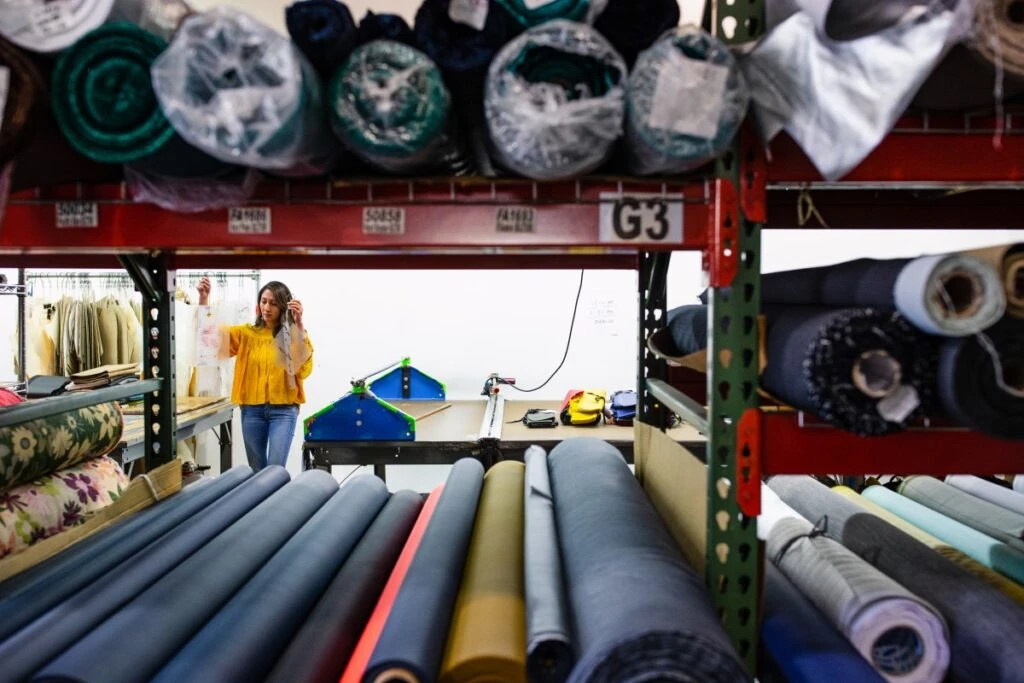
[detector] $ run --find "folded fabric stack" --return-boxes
[66,364,140,392]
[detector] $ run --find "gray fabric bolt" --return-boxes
[944,475,1024,518]
[900,476,1024,553]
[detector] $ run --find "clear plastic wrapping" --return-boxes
[484,20,626,180]
[626,26,749,176]
[150,7,338,176]
[126,165,260,213]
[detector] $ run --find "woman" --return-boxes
[198,277,313,471]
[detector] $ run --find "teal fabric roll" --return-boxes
[626,26,749,176]
[863,485,1024,586]
[495,0,596,28]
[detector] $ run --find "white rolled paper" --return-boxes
[894,253,1006,337]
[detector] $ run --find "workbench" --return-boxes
[114,397,235,475]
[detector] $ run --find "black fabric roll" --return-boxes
[0,466,287,683]
[547,437,749,683]
[33,469,339,683]
[364,458,485,683]
[663,305,708,357]
[152,476,391,683]
[265,490,424,683]
[938,316,1024,439]
[759,258,908,306]
[0,466,252,641]
[358,11,417,46]
[286,0,360,79]
[593,0,679,68]
[768,475,1024,683]
[414,0,521,83]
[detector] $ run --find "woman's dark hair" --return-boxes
[254,281,293,334]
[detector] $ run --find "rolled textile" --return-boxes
[0,36,44,166]
[548,437,748,683]
[899,476,1024,553]
[413,0,521,83]
[523,446,574,683]
[0,0,116,54]
[625,27,749,176]
[761,562,885,683]
[494,0,597,29]
[592,0,679,68]
[964,243,1024,319]
[762,307,938,436]
[286,0,359,80]
[364,458,485,683]
[0,466,288,683]
[485,21,626,180]
[0,400,122,493]
[152,476,390,683]
[441,461,526,683]
[937,316,1024,438]
[358,11,416,46]
[765,0,922,41]
[946,475,1024,516]
[768,475,1024,683]
[329,40,471,175]
[151,7,339,176]
[1016,475,1024,494]
[34,469,338,683]
[266,490,423,683]
[973,0,1024,80]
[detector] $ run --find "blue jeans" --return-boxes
[240,404,299,471]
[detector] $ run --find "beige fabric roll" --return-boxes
[964,244,1024,318]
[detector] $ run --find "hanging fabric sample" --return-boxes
[484,21,626,180]
[592,0,679,68]
[625,26,749,176]
[286,0,360,80]
[0,35,44,166]
[151,7,338,177]
[899,476,1024,552]
[0,0,116,53]
[945,475,1024,516]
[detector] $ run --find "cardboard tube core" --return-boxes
[936,271,983,318]
[1008,261,1024,306]
[374,669,419,683]
[852,350,902,398]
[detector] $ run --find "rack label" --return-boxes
[363,207,405,235]
[495,206,536,233]
[55,202,99,228]
[599,193,683,244]
[228,207,272,234]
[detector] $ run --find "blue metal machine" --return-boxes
[368,357,446,401]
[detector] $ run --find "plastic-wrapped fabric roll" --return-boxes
[0,0,116,54]
[34,470,338,683]
[440,461,526,683]
[946,475,1024,516]
[328,40,471,175]
[625,27,748,176]
[964,243,1024,319]
[548,437,748,683]
[363,458,485,683]
[899,476,1024,552]
[761,562,885,683]
[0,466,289,683]
[762,307,938,436]
[592,0,679,68]
[768,475,1024,683]
[0,36,44,165]
[937,316,1024,438]
[765,0,921,41]
[286,0,359,80]
[358,11,416,47]
[266,490,424,683]
[151,7,338,176]
[523,446,574,683]
[494,0,598,29]
[485,21,626,180]
[152,476,390,683]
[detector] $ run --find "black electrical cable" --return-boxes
[508,269,585,393]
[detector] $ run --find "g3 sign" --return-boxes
[598,193,683,244]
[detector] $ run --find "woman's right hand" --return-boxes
[198,277,211,305]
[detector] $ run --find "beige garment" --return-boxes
[97,298,120,367]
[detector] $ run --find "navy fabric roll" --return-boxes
[265,490,424,683]
[358,11,416,46]
[414,0,521,83]
[0,466,252,641]
[593,0,679,68]
[0,466,288,683]
[152,476,390,683]
[663,305,708,357]
[286,0,360,80]
[363,458,485,683]
[33,469,339,683]
[761,562,884,683]
[547,437,749,683]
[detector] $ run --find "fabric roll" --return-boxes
[946,475,1024,516]
[972,0,1024,81]
[523,446,574,683]
[768,475,1024,683]
[0,36,44,166]
[761,561,885,683]
[0,401,122,492]
[151,7,338,176]
[494,0,595,29]
[441,461,526,683]
[358,11,416,46]
[34,469,338,683]
[964,243,1024,319]
[765,0,923,41]
[413,0,521,84]
[0,0,116,54]
[364,458,485,683]
[899,476,1024,553]
[266,490,423,683]
[548,437,748,683]
[0,466,288,683]
[329,40,470,175]
[762,307,937,436]
[625,26,748,176]
[1016,476,1024,494]
[152,476,390,683]
[485,21,626,180]
[286,0,359,80]
[592,0,678,68]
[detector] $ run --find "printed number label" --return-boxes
[55,202,99,228]
[30,0,73,37]
[363,207,405,235]
[228,207,271,234]
[599,193,683,244]
[496,207,536,234]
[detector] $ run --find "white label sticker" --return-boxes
[877,384,920,424]
[30,0,74,37]
[647,52,730,140]
[55,202,98,228]
[598,193,683,244]
[495,206,536,234]
[448,0,488,31]
[0,67,9,137]
[228,207,272,234]
[363,207,405,235]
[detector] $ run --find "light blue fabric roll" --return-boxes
[946,475,1024,516]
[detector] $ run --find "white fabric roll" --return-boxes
[0,0,116,53]
[757,483,804,540]
[945,475,1024,517]
[1016,475,1024,494]
[894,254,1006,337]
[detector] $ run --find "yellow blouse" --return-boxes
[228,325,314,406]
